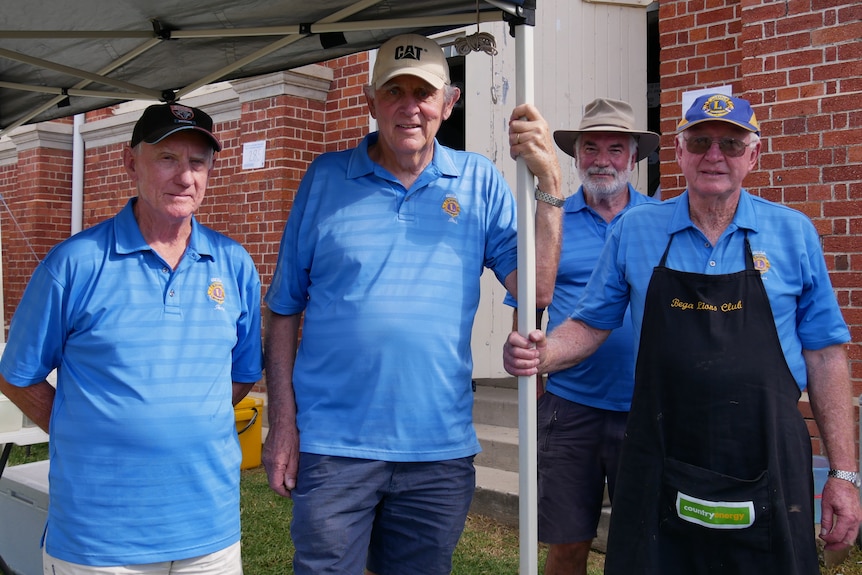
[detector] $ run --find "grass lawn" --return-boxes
[239,465,605,574]
[4,444,859,574]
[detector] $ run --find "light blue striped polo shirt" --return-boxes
[572,189,850,390]
[0,198,263,565]
[504,184,655,411]
[265,133,518,461]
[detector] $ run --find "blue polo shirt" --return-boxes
[505,184,655,411]
[265,133,518,461]
[0,198,263,565]
[573,189,849,390]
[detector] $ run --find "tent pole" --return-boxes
[514,19,538,575]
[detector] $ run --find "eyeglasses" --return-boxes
[683,136,752,158]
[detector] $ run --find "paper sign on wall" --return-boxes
[242,141,267,170]
[681,85,733,116]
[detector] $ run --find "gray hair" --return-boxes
[574,134,638,161]
[674,132,760,146]
[130,141,215,168]
[364,83,460,106]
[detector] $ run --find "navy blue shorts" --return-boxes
[290,453,475,575]
[537,392,628,544]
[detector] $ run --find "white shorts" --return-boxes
[42,541,242,575]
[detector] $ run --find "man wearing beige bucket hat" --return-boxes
[552,98,660,165]
[505,97,658,575]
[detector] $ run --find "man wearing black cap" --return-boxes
[504,93,861,573]
[504,98,658,575]
[0,103,262,574]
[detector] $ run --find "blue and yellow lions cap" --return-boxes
[676,94,760,135]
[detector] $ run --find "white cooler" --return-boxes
[0,393,24,433]
[0,459,49,575]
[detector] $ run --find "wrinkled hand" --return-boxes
[503,329,545,377]
[509,103,562,190]
[819,477,862,550]
[261,421,299,498]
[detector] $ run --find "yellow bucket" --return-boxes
[234,396,263,470]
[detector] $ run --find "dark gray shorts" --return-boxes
[537,392,628,544]
[290,453,475,575]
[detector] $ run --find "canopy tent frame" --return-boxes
[0,0,531,136]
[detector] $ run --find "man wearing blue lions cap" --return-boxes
[504,93,861,573]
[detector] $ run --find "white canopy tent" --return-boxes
[0,1,542,571]
[0,0,533,134]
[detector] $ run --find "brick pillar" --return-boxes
[0,123,74,335]
[323,52,371,151]
[228,65,335,290]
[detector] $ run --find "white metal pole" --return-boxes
[515,21,538,575]
[71,114,84,235]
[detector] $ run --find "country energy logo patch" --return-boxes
[676,492,754,529]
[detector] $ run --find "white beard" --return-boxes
[579,165,632,201]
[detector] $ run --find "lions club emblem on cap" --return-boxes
[701,94,735,118]
[208,279,226,307]
[442,195,461,223]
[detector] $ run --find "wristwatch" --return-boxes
[828,469,862,488]
[534,187,565,208]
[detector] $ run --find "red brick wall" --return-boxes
[324,53,371,152]
[658,0,862,457]
[0,148,74,315]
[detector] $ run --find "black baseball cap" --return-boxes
[130,103,222,151]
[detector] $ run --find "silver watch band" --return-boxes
[828,469,861,487]
[534,187,564,208]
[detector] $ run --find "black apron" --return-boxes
[604,235,818,574]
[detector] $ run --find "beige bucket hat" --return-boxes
[553,98,660,162]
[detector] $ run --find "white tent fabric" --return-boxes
[0,0,529,135]
[1,1,541,571]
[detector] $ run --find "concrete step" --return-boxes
[475,423,519,473]
[472,383,519,427]
[471,464,611,551]
[472,465,520,528]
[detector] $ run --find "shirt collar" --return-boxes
[346,132,460,181]
[668,189,759,235]
[113,198,212,260]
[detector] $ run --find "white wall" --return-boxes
[453,1,651,379]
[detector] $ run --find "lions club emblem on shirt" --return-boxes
[442,194,461,223]
[752,252,770,275]
[207,279,226,307]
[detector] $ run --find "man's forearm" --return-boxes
[263,310,302,428]
[805,345,856,469]
[542,319,610,375]
[0,377,54,433]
